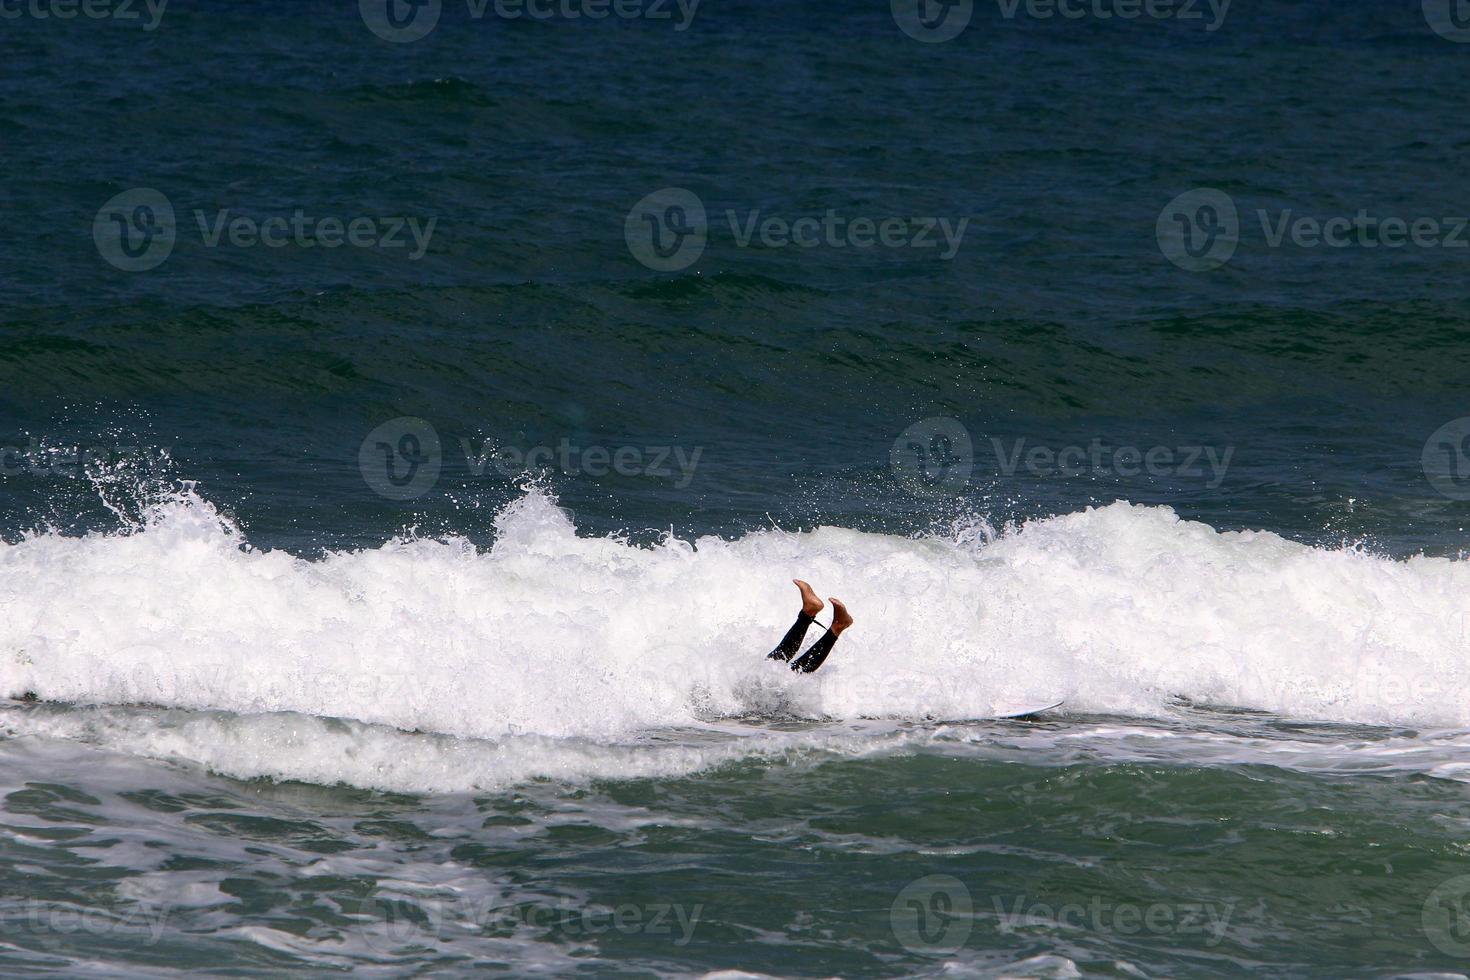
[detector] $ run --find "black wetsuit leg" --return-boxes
[790,630,837,673]
[768,612,814,663]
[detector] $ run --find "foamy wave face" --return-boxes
[0,702,914,795]
[2,486,1469,761]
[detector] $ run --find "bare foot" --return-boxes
[828,597,853,635]
[793,579,824,617]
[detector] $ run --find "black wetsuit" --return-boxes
[767,612,839,673]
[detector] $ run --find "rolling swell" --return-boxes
[3,281,1466,553]
[5,286,1464,407]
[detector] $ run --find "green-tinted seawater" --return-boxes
[5,711,1470,976]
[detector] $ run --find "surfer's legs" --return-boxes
[789,630,835,673]
[790,597,853,674]
[768,579,824,662]
[768,612,814,663]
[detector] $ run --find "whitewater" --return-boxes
[3,485,1469,794]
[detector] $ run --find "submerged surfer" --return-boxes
[767,579,854,673]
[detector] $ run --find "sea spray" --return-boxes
[3,485,1470,760]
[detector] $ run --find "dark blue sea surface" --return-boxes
[2,0,1468,553]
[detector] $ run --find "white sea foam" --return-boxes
[0,702,914,794]
[2,485,1470,790]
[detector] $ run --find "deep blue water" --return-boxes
[3,0,1470,553]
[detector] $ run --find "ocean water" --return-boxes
[7,0,1470,975]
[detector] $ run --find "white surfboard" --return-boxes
[990,699,1065,719]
